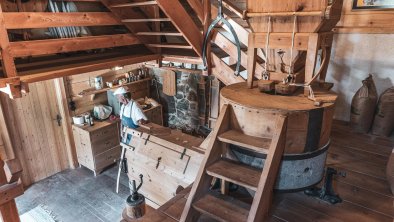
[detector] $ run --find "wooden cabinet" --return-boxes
[72,121,121,176]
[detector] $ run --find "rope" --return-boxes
[263,16,271,80]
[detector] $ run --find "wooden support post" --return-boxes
[304,33,321,95]
[319,32,334,84]
[153,5,162,67]
[247,34,257,88]
[0,158,23,222]
[203,0,211,75]
[0,5,17,78]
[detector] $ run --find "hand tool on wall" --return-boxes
[202,0,242,76]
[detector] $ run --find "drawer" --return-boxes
[90,124,118,142]
[94,146,121,170]
[91,137,119,155]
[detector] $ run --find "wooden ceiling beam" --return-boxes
[10,34,141,58]
[19,54,159,84]
[3,12,121,29]
[156,0,203,57]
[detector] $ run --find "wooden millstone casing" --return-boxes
[220,83,337,190]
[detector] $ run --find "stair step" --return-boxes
[121,18,171,23]
[193,194,249,222]
[218,130,271,154]
[147,43,192,49]
[111,1,157,8]
[207,159,261,191]
[136,32,182,36]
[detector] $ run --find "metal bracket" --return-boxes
[202,0,242,76]
[304,167,342,204]
[180,148,187,160]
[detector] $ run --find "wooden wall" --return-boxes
[335,0,394,33]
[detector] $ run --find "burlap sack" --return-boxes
[372,87,394,137]
[350,75,378,133]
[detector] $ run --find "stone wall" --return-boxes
[149,68,208,134]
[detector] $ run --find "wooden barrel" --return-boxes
[220,82,337,191]
[220,82,336,154]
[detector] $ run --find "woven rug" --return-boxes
[20,205,58,222]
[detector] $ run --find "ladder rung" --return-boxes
[111,1,157,8]
[193,194,249,222]
[218,130,271,154]
[136,32,183,36]
[207,159,260,191]
[147,44,192,49]
[121,18,171,23]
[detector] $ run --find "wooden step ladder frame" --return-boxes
[180,104,288,222]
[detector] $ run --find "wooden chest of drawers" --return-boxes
[72,121,121,176]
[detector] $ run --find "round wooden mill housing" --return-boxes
[220,83,337,191]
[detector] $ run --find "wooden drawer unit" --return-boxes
[72,121,121,176]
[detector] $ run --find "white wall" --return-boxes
[326,34,394,121]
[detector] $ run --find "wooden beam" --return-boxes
[3,12,121,29]
[186,0,204,22]
[111,1,158,8]
[121,18,171,22]
[162,55,202,65]
[251,32,311,51]
[0,5,17,78]
[156,0,203,57]
[19,54,160,84]
[10,34,141,57]
[212,53,244,85]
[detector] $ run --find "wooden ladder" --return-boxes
[180,104,288,222]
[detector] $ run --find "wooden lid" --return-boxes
[221,82,336,112]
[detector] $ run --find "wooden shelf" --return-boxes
[77,77,151,100]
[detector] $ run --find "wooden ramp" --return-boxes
[137,121,394,222]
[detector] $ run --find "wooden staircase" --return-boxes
[180,104,288,222]
[100,0,203,64]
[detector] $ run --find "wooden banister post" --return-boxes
[0,4,17,78]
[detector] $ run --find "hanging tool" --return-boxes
[202,0,242,76]
[262,16,272,80]
[285,15,298,84]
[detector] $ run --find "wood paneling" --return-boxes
[0,80,71,186]
[335,0,394,33]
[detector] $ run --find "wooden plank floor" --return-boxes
[138,121,394,222]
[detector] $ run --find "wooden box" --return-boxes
[144,105,163,126]
[123,125,205,208]
[72,121,121,176]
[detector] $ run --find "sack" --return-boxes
[388,149,394,195]
[350,75,378,133]
[372,87,394,136]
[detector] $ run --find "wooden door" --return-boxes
[0,79,71,186]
